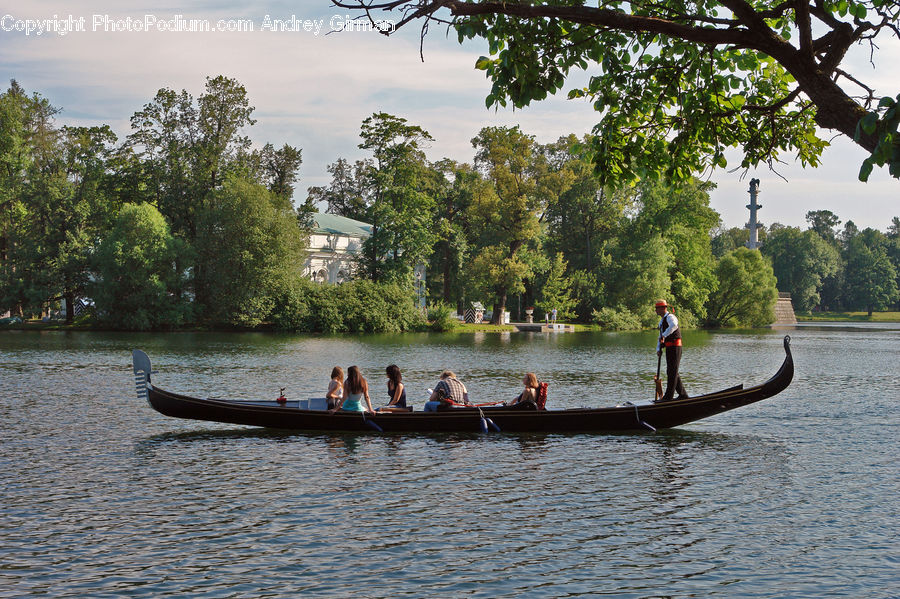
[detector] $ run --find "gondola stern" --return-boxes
[132,349,156,406]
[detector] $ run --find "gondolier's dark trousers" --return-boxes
[663,345,687,401]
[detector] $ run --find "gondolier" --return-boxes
[655,299,688,402]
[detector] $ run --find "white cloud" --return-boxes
[2,0,897,230]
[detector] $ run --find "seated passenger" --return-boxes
[325,366,343,410]
[329,366,374,415]
[505,372,540,409]
[383,364,407,409]
[424,370,469,412]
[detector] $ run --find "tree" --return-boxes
[196,75,256,193]
[310,113,436,284]
[336,0,900,183]
[711,226,750,258]
[704,247,778,327]
[886,217,900,309]
[92,203,191,330]
[843,228,898,315]
[308,157,371,220]
[888,217,900,239]
[840,220,860,245]
[53,125,122,323]
[194,175,308,327]
[535,252,577,321]
[126,76,301,313]
[0,81,120,322]
[602,234,672,326]
[611,178,719,320]
[468,125,570,323]
[358,112,436,283]
[426,159,481,309]
[762,225,840,311]
[257,143,303,208]
[126,86,198,239]
[0,81,62,317]
[0,81,31,282]
[126,76,257,241]
[806,210,841,244]
[542,135,624,274]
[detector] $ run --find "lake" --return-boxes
[1,325,897,598]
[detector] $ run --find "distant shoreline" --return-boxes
[795,311,900,322]
[4,313,899,333]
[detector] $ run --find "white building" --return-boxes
[304,213,372,283]
[304,213,426,308]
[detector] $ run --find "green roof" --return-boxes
[312,213,372,237]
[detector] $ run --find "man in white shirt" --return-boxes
[655,299,688,402]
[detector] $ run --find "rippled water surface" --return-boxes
[1,327,898,598]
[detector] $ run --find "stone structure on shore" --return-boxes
[774,292,797,324]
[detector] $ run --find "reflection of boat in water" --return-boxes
[132,336,793,434]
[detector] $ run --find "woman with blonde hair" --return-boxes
[505,372,540,408]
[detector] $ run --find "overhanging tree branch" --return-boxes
[331,0,899,182]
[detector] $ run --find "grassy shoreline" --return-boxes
[795,311,900,322]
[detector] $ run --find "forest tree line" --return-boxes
[1,77,898,332]
[714,212,900,318]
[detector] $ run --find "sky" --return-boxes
[2,0,898,231]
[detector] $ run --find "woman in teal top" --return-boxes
[329,365,374,414]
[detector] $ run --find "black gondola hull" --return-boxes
[137,336,793,434]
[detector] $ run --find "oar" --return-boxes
[654,352,663,401]
[361,411,383,432]
[476,406,500,433]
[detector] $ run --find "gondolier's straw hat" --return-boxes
[654,299,668,307]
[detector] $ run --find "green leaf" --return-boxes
[860,113,878,135]
[858,158,874,181]
[475,56,493,70]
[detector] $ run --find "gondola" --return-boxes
[131,335,793,434]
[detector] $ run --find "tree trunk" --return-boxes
[64,291,75,325]
[492,291,507,325]
[759,33,878,152]
[523,278,535,317]
[369,222,379,282]
[442,241,452,302]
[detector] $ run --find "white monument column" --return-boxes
[745,178,762,250]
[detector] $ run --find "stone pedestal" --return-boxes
[774,293,797,324]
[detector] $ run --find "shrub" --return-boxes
[270,278,312,331]
[427,302,458,332]
[592,306,644,331]
[272,280,427,334]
